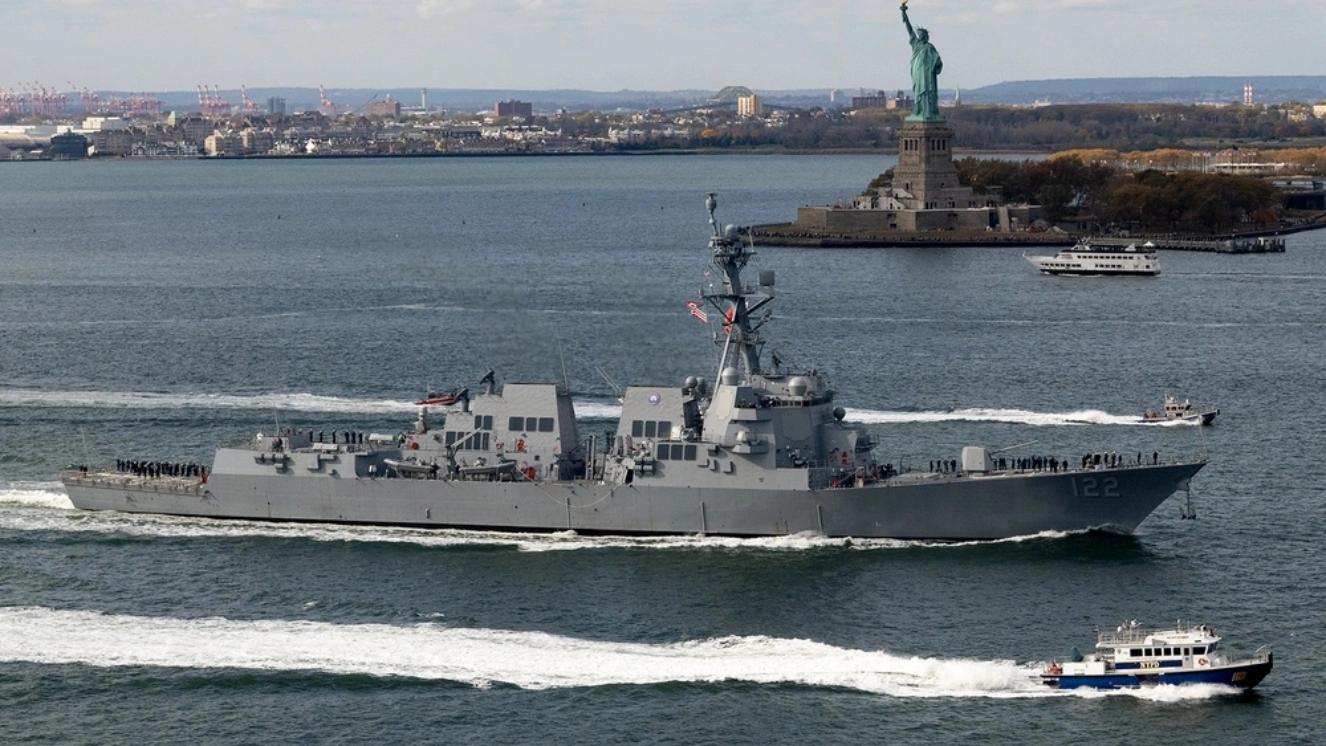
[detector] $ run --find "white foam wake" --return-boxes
[0,387,623,420]
[0,607,1240,701]
[0,497,1081,552]
[845,407,1195,427]
[0,483,74,510]
[0,388,1189,427]
[0,388,418,415]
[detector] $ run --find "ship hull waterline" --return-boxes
[1045,655,1273,690]
[61,462,1203,541]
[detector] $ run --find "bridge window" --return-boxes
[670,443,685,461]
[1193,646,1206,654]
[1130,648,1142,657]
[474,415,493,431]
[1183,647,1191,655]
[538,417,555,433]
[684,444,697,461]
[644,421,657,438]
[509,416,524,431]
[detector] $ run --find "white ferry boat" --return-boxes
[1142,394,1219,426]
[1041,621,1272,690]
[1024,241,1159,276]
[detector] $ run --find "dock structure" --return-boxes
[1090,236,1286,254]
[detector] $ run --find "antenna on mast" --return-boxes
[557,336,571,394]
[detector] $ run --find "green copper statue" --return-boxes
[901,1,943,121]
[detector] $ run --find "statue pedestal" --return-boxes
[890,120,971,211]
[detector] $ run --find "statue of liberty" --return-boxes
[901,1,943,121]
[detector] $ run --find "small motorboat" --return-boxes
[415,388,465,407]
[1041,621,1272,690]
[1142,394,1218,425]
[383,458,439,478]
[459,458,518,480]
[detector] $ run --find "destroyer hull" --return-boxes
[62,462,1202,540]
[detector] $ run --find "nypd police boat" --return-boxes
[1041,621,1272,690]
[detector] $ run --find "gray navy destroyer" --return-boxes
[62,195,1206,540]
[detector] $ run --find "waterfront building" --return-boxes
[87,129,133,157]
[167,113,215,147]
[495,99,533,119]
[203,131,243,156]
[81,117,130,131]
[363,97,401,118]
[851,91,889,110]
[240,128,275,154]
[47,132,88,160]
[737,94,763,118]
[850,90,912,112]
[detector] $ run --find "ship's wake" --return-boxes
[0,606,1237,702]
[0,388,1195,426]
[0,486,1087,552]
[845,407,1197,428]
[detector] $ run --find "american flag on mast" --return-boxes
[686,301,709,324]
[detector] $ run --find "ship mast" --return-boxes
[703,193,775,382]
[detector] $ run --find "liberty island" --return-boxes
[767,1,1043,242]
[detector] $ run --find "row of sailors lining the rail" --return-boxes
[1083,451,1161,469]
[1002,455,1068,473]
[931,451,1164,476]
[114,459,208,481]
[931,456,1064,474]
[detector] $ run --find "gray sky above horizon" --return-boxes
[4,0,1323,93]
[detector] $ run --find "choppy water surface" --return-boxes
[1,156,1322,744]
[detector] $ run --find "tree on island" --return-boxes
[948,156,1282,232]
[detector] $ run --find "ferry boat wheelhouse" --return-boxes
[1042,621,1272,690]
[1024,241,1160,276]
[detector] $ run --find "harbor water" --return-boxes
[1,155,1322,743]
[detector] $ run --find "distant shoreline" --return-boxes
[2,147,1056,164]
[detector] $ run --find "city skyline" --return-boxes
[4,0,1324,92]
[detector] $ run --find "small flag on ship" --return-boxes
[686,301,709,324]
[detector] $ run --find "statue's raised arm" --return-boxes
[901,2,917,42]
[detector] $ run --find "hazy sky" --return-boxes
[4,0,1323,92]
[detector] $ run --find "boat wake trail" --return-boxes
[0,483,74,510]
[0,491,1084,552]
[845,407,1195,428]
[0,388,420,415]
[0,388,1190,427]
[0,607,1237,701]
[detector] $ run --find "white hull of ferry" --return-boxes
[1024,249,1159,277]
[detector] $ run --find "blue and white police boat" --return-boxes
[1041,621,1272,690]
